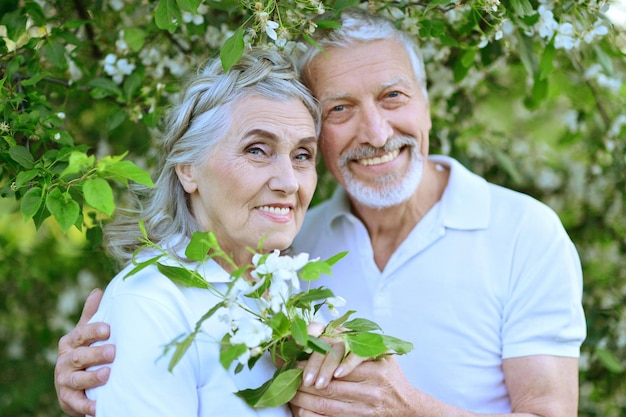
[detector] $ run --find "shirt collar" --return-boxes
[430,155,490,230]
[324,155,490,231]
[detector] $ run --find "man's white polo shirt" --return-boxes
[292,155,586,413]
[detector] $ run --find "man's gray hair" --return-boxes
[105,47,321,264]
[298,8,428,100]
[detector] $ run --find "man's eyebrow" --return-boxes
[380,76,411,91]
[318,77,412,102]
[318,93,350,103]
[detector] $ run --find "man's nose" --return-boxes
[357,102,392,148]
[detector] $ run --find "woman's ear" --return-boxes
[175,164,198,193]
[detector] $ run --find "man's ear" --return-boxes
[175,164,197,193]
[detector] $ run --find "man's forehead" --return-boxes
[316,76,413,102]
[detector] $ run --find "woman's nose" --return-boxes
[268,155,298,194]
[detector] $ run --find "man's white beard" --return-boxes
[339,136,424,209]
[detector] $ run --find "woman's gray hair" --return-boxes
[105,47,321,265]
[298,8,428,100]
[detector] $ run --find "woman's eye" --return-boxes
[331,104,345,112]
[247,146,264,156]
[295,150,312,161]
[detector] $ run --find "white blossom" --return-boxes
[103,53,136,84]
[265,20,279,40]
[554,23,580,50]
[326,296,346,317]
[230,316,273,348]
[252,250,312,291]
[537,5,559,39]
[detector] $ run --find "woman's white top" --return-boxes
[86,255,291,417]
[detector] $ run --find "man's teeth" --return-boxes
[259,206,291,215]
[357,149,400,166]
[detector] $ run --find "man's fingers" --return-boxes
[57,367,109,417]
[64,322,111,350]
[77,289,104,326]
[58,390,97,417]
[69,367,111,390]
[69,344,116,370]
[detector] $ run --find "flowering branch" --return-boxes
[126,229,414,407]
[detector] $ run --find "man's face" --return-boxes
[306,39,432,208]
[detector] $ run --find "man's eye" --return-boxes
[388,91,400,98]
[331,105,345,112]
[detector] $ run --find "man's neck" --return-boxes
[350,160,450,271]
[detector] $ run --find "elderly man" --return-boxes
[55,8,585,417]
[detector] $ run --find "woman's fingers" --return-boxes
[333,352,368,378]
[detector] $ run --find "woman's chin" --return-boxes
[260,234,296,252]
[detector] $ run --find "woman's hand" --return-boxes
[54,289,115,417]
[300,322,368,390]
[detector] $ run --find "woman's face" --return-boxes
[176,96,318,264]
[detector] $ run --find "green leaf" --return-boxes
[106,108,127,131]
[155,0,182,33]
[123,68,144,101]
[186,231,219,261]
[345,333,387,357]
[236,368,303,408]
[176,0,202,13]
[596,348,624,373]
[220,335,247,369]
[87,77,123,97]
[299,260,331,281]
[424,0,450,14]
[167,333,195,371]
[324,251,348,267]
[291,287,334,305]
[268,311,290,338]
[539,40,556,80]
[45,187,80,233]
[332,0,360,14]
[314,19,341,29]
[307,336,332,354]
[325,310,355,334]
[60,151,94,179]
[9,146,35,169]
[20,186,43,221]
[343,318,382,332]
[15,169,38,189]
[100,160,154,187]
[508,0,534,17]
[124,27,146,52]
[220,27,244,72]
[20,72,46,86]
[381,335,414,355]
[157,263,209,289]
[83,178,115,216]
[124,254,164,278]
[42,38,67,70]
[290,317,308,347]
[276,339,306,362]
[494,149,524,185]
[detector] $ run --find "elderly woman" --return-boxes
[85,47,320,416]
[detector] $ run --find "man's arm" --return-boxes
[54,289,115,417]
[290,355,579,417]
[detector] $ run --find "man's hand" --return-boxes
[291,356,424,417]
[54,289,115,417]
